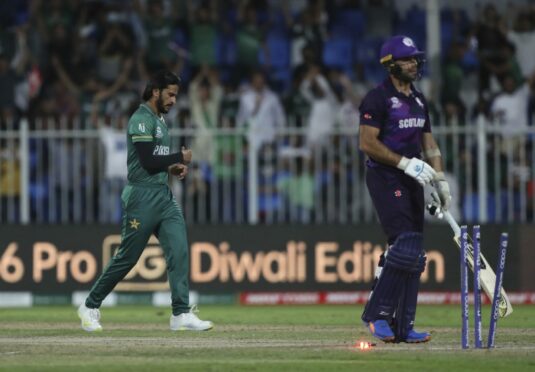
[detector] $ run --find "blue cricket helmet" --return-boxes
[379,36,425,64]
[379,35,426,80]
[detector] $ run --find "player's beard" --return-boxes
[156,95,168,114]
[397,69,417,83]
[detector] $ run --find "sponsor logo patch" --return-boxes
[153,145,170,155]
[390,97,402,109]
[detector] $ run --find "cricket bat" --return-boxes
[427,202,513,318]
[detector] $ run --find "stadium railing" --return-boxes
[1,115,533,224]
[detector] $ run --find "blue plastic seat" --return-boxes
[258,31,290,69]
[364,62,386,85]
[322,37,353,71]
[331,10,365,40]
[461,192,500,222]
[355,37,383,65]
[270,67,291,93]
[216,34,237,65]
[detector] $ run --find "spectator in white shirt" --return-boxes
[490,73,535,162]
[188,66,223,164]
[507,10,535,79]
[237,71,286,152]
[300,65,338,148]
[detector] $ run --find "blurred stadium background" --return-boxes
[1,0,534,307]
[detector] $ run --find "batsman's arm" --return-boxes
[360,125,436,185]
[359,125,403,167]
[421,132,445,173]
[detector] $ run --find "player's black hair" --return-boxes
[142,70,181,101]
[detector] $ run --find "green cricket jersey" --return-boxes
[127,103,171,185]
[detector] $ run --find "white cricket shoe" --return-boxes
[77,303,103,332]
[170,305,213,331]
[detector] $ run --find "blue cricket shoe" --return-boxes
[366,319,395,343]
[405,328,431,343]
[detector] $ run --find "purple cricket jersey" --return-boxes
[359,78,431,168]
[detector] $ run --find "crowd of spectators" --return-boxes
[1,0,535,223]
[0,0,532,124]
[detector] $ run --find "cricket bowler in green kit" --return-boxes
[78,71,213,332]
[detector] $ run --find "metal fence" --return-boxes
[1,116,534,224]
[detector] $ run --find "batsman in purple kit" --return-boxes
[359,36,452,343]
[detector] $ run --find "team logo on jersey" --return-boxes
[415,97,424,108]
[390,97,402,109]
[155,126,163,138]
[129,218,141,230]
[138,123,146,132]
[364,113,372,120]
[394,190,402,197]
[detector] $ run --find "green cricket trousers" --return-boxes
[86,183,190,315]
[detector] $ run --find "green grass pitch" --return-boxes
[0,304,534,371]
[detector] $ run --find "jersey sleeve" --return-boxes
[128,114,154,143]
[358,89,387,129]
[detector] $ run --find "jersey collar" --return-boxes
[140,103,165,123]
[384,77,416,98]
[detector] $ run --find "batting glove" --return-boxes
[433,172,452,211]
[397,157,437,186]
